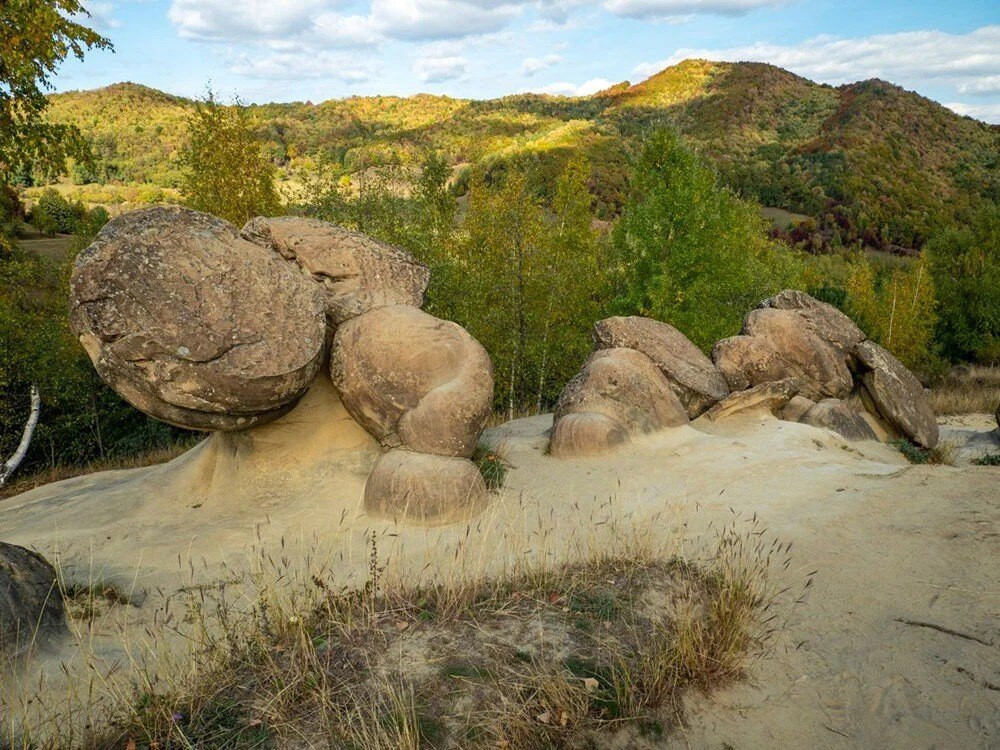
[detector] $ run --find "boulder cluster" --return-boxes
[550,290,939,457]
[69,207,494,521]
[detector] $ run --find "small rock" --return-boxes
[1,543,66,658]
[364,450,488,523]
[779,395,816,422]
[799,399,878,441]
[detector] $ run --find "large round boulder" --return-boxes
[1,543,66,658]
[329,305,494,458]
[241,216,430,325]
[549,348,688,458]
[70,207,326,431]
[760,290,865,355]
[852,341,939,448]
[592,316,729,418]
[713,308,853,401]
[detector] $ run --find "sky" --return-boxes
[56,0,1000,122]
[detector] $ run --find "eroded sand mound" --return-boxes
[1,394,997,746]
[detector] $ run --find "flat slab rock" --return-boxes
[70,206,326,431]
[703,378,801,422]
[592,316,729,417]
[853,341,939,448]
[241,216,430,325]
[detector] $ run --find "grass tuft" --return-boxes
[891,439,956,466]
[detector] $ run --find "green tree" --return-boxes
[0,0,111,182]
[925,203,1000,364]
[448,163,605,415]
[180,92,281,226]
[610,130,800,350]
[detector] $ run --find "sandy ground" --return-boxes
[1,378,998,746]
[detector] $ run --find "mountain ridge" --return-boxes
[44,59,1000,250]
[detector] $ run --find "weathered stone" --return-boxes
[703,378,801,422]
[330,305,494,458]
[846,386,900,442]
[70,206,326,431]
[800,399,878,441]
[712,335,786,393]
[761,290,865,354]
[779,395,816,422]
[364,450,487,523]
[549,412,630,458]
[740,308,853,399]
[553,348,688,445]
[853,341,939,448]
[592,316,729,417]
[242,216,429,325]
[1,543,66,658]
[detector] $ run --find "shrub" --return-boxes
[972,453,1000,467]
[32,187,86,234]
[925,202,1000,364]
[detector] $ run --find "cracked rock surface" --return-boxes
[69,206,326,431]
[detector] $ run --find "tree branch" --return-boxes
[1,385,41,488]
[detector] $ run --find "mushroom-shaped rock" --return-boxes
[799,399,878,441]
[713,309,852,401]
[702,378,801,422]
[70,207,326,431]
[852,341,939,448]
[592,316,729,417]
[330,305,494,458]
[761,290,865,355]
[1,543,66,658]
[364,450,488,523]
[242,216,429,325]
[549,348,688,458]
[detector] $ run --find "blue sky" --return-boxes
[58,1,1000,122]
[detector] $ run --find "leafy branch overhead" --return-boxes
[0,0,112,182]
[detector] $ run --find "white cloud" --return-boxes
[945,101,1000,122]
[414,54,469,82]
[533,76,613,95]
[633,26,1000,86]
[230,51,376,82]
[168,0,332,41]
[958,75,1000,96]
[604,0,783,19]
[521,53,562,75]
[371,0,520,40]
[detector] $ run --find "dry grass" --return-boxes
[929,365,1000,416]
[3,507,805,750]
[0,441,199,502]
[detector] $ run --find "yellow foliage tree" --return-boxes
[180,91,281,226]
[846,255,937,371]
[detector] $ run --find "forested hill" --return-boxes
[46,59,999,250]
